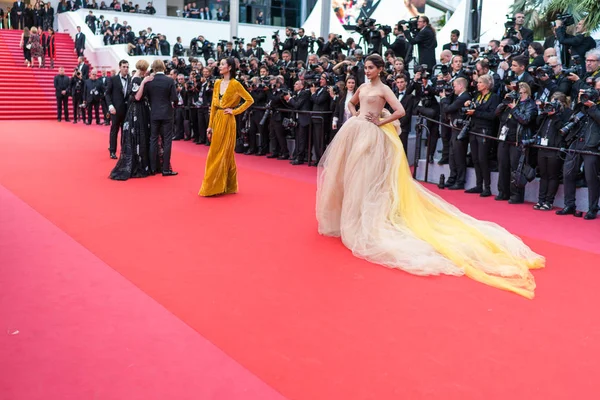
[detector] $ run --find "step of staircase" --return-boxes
[0,30,99,121]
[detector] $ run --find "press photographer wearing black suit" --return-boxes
[193,68,213,145]
[536,57,572,99]
[495,82,537,204]
[285,79,313,165]
[503,12,534,47]
[554,18,596,64]
[245,76,269,155]
[463,74,500,197]
[54,66,70,122]
[533,92,571,211]
[105,60,131,159]
[440,77,471,189]
[145,59,178,176]
[70,69,85,123]
[556,80,600,220]
[84,70,103,125]
[393,75,414,155]
[266,76,291,160]
[382,25,408,60]
[402,16,437,73]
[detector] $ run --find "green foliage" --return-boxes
[509,0,600,36]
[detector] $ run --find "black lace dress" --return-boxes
[109,77,151,180]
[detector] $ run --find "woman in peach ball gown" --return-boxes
[316,54,544,299]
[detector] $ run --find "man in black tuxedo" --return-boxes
[503,12,534,47]
[105,60,130,159]
[285,80,312,165]
[12,1,24,30]
[440,77,471,190]
[75,26,86,57]
[53,67,70,122]
[393,75,414,155]
[145,60,178,176]
[382,25,408,60]
[402,15,437,73]
[442,29,468,60]
[76,56,89,80]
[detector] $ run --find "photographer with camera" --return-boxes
[284,79,313,165]
[265,76,291,160]
[463,74,500,196]
[173,74,188,140]
[532,92,572,211]
[556,79,600,220]
[70,68,85,124]
[555,17,596,64]
[495,82,537,203]
[534,57,572,101]
[401,16,437,72]
[381,24,408,60]
[439,77,471,189]
[503,12,534,47]
[192,67,214,145]
[568,49,600,99]
[244,76,269,155]
[322,33,348,58]
[84,69,103,125]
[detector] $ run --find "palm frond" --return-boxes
[546,0,600,32]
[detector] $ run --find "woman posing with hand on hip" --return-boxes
[199,58,254,197]
[316,54,544,299]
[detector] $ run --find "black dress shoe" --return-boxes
[162,171,178,176]
[556,206,577,216]
[584,210,597,220]
[448,184,464,190]
[508,198,524,204]
[278,154,290,160]
[480,188,492,197]
[110,152,117,159]
[437,158,449,165]
[291,159,304,165]
[266,154,279,159]
[495,193,509,201]
[444,181,456,188]
[244,150,256,155]
[465,186,482,194]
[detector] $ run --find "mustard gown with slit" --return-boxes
[199,79,254,197]
[316,111,545,299]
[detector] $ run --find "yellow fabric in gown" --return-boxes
[316,114,545,299]
[380,122,544,299]
[199,79,254,197]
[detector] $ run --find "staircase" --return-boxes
[0,30,85,120]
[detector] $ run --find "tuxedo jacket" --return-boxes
[105,74,131,115]
[77,63,89,80]
[144,74,177,120]
[75,32,85,50]
[442,41,468,60]
[398,92,414,133]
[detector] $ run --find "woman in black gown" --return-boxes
[110,59,153,180]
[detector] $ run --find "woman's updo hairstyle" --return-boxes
[224,57,238,79]
[365,54,386,78]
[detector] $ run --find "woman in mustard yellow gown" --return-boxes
[199,58,254,197]
[316,55,545,299]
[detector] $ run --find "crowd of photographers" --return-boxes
[61,10,600,219]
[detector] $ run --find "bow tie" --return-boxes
[399,92,405,96]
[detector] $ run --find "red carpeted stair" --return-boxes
[0,30,88,121]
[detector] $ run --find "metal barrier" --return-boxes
[417,114,600,183]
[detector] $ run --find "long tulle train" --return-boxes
[316,115,544,299]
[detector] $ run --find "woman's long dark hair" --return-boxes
[224,57,237,79]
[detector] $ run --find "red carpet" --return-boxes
[1,120,599,399]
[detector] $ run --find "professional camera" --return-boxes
[329,85,340,95]
[462,67,475,77]
[185,79,196,91]
[559,111,586,141]
[282,117,297,130]
[461,102,477,114]
[434,80,453,96]
[481,52,500,69]
[580,88,600,103]
[504,15,517,37]
[535,65,553,79]
[378,24,393,36]
[503,42,526,55]
[503,90,520,104]
[272,30,280,40]
[232,36,245,46]
[439,64,450,75]
[540,100,562,114]
[254,36,266,45]
[260,100,273,126]
[399,17,419,35]
[552,13,575,27]
[453,118,471,141]
[413,64,429,79]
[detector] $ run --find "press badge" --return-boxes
[499,126,508,141]
[540,137,549,146]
